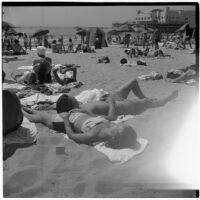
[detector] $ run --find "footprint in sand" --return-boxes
[4,166,42,196]
[73,182,86,196]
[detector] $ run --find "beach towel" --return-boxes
[94,137,148,164]
[138,71,163,81]
[75,89,109,104]
[17,66,33,70]
[20,93,62,107]
[3,117,37,145]
[3,83,25,90]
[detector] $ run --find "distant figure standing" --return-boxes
[183,24,193,49]
[44,37,50,48]
[57,37,65,53]
[51,40,59,53]
[153,25,161,50]
[28,36,32,50]
[68,38,74,52]
[23,33,28,51]
[143,32,148,49]
[81,34,85,44]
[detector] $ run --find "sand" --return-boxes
[2,45,198,198]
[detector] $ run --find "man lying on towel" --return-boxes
[23,78,178,148]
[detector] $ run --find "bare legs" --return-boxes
[114,78,149,100]
[145,90,178,108]
[126,90,178,115]
[22,107,55,129]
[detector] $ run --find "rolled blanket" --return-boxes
[3,117,37,145]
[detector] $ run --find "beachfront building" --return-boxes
[134,7,195,27]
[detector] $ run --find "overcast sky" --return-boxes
[3,5,195,27]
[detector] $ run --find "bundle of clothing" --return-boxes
[97,56,110,64]
[138,71,163,81]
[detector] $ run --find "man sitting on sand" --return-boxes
[22,78,178,146]
[33,46,52,84]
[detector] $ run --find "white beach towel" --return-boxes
[64,133,148,164]
[17,66,33,70]
[3,83,25,90]
[94,137,148,164]
[20,93,62,107]
[75,89,109,104]
[3,117,37,145]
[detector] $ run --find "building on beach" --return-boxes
[135,7,195,26]
[112,6,195,32]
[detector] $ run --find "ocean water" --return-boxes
[15,26,78,37]
[15,26,111,38]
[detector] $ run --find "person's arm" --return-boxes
[59,112,96,144]
[52,68,65,85]
[105,96,117,121]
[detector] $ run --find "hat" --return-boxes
[37,46,46,56]
[3,90,23,135]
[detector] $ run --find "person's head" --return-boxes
[103,124,137,149]
[56,94,79,113]
[37,46,46,57]
[155,25,158,29]
[3,90,23,135]
[69,38,72,42]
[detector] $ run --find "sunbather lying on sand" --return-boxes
[54,78,178,116]
[23,78,178,147]
[165,64,197,84]
[23,96,138,148]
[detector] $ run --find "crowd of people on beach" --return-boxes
[2,23,197,161]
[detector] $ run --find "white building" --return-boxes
[134,7,195,27]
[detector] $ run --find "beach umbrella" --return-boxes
[175,23,189,33]
[76,29,87,36]
[75,27,84,31]
[2,21,15,29]
[32,29,49,37]
[6,28,18,35]
[116,24,133,32]
[107,29,120,36]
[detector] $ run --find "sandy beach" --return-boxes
[3,45,198,198]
